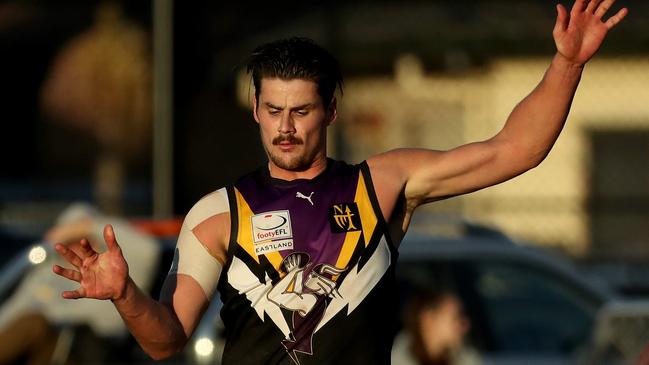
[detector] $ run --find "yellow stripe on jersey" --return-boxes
[334,231,362,275]
[334,173,378,274]
[355,172,378,247]
[235,188,283,274]
[235,189,259,263]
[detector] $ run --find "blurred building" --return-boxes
[2,0,648,260]
[335,55,649,258]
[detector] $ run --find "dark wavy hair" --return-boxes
[246,37,344,106]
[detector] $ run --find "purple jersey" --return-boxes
[218,159,398,365]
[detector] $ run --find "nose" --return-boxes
[278,113,296,134]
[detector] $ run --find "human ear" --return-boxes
[326,97,338,126]
[252,94,260,124]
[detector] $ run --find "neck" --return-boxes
[267,156,329,181]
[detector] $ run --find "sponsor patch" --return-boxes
[329,203,362,233]
[251,210,294,254]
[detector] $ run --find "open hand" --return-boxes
[553,0,628,66]
[52,224,129,300]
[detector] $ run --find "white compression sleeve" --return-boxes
[167,188,229,300]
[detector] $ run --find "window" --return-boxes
[589,130,649,254]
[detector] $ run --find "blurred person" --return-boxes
[52,1,627,364]
[0,203,159,364]
[392,290,479,365]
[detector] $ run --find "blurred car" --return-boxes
[396,227,604,365]
[395,218,649,365]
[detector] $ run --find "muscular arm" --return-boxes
[367,0,627,240]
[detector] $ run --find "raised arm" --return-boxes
[368,0,627,239]
[52,191,229,360]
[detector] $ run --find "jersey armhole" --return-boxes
[222,185,239,269]
[359,161,397,252]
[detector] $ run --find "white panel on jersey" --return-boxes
[315,236,392,332]
[168,188,228,299]
[227,256,291,338]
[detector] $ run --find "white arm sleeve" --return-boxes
[167,188,229,300]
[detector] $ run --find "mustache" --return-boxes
[272,135,303,145]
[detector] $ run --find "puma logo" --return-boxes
[296,191,314,206]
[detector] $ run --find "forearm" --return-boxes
[112,277,188,360]
[498,53,584,168]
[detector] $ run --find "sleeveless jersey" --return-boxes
[218,159,398,365]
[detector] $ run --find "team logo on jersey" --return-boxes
[227,238,392,365]
[268,253,346,364]
[329,203,362,233]
[251,210,294,254]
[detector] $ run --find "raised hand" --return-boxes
[553,0,628,66]
[52,224,129,301]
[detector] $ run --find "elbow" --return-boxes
[494,135,551,175]
[497,147,546,178]
[513,152,546,176]
[144,339,188,361]
[148,351,171,362]
[526,148,551,170]
[147,348,181,361]
[507,139,551,172]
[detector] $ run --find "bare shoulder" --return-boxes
[366,148,445,191]
[365,149,440,224]
[366,149,449,243]
[183,188,231,265]
[365,149,408,192]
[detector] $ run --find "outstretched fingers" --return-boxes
[586,0,604,14]
[604,6,628,29]
[52,264,81,282]
[52,264,86,299]
[588,0,627,29]
[77,238,95,259]
[54,243,82,268]
[554,4,569,35]
[571,0,589,15]
[594,0,613,17]
[103,224,121,251]
[61,289,86,300]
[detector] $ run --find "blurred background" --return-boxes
[2,0,649,364]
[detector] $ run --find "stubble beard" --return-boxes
[268,150,311,171]
[266,134,313,172]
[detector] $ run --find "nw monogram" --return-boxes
[328,203,362,233]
